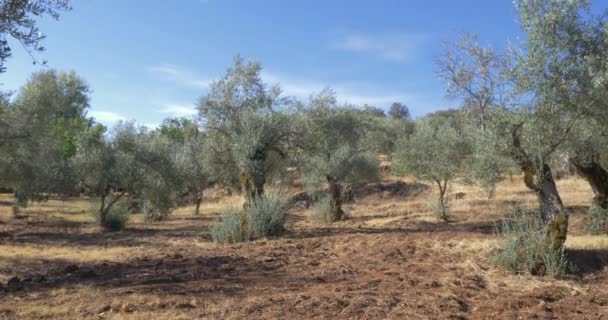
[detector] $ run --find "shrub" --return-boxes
[584,206,608,235]
[91,198,129,231]
[142,199,171,222]
[494,205,571,276]
[210,208,247,243]
[310,196,332,223]
[249,192,288,238]
[211,192,289,243]
[309,196,350,223]
[141,187,174,222]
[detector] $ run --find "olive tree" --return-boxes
[567,119,608,212]
[0,0,71,72]
[516,0,608,214]
[197,56,289,207]
[73,122,177,227]
[494,0,608,246]
[388,102,410,120]
[435,0,604,247]
[0,70,91,205]
[436,33,506,132]
[294,90,379,221]
[160,118,212,216]
[362,113,414,158]
[394,119,468,221]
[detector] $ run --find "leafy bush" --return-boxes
[248,192,288,238]
[211,192,289,243]
[584,206,608,235]
[141,183,175,222]
[91,198,129,231]
[495,205,570,276]
[310,196,332,223]
[210,208,247,243]
[142,199,172,222]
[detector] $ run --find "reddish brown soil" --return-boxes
[0,186,607,319]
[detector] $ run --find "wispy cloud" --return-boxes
[263,71,410,107]
[146,64,211,89]
[159,103,198,117]
[262,71,447,116]
[333,33,429,63]
[90,110,127,124]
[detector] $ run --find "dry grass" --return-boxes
[0,205,13,224]
[172,194,244,218]
[0,244,138,263]
[566,235,608,250]
[0,176,606,319]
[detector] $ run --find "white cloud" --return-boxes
[333,33,428,63]
[262,71,410,107]
[159,103,198,117]
[262,71,448,116]
[90,110,127,124]
[146,64,211,89]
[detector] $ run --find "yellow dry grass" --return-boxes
[172,194,244,218]
[0,244,137,263]
[0,205,13,224]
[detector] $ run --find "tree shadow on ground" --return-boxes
[355,181,430,200]
[567,248,608,276]
[3,223,213,247]
[0,253,285,298]
[286,219,500,240]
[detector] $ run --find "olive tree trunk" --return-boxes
[194,191,203,216]
[523,163,567,249]
[570,158,608,211]
[512,127,567,249]
[98,187,126,229]
[434,179,449,222]
[326,176,344,221]
[240,170,266,209]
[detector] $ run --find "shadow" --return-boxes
[355,181,429,200]
[5,223,213,247]
[565,205,590,216]
[567,248,608,276]
[285,219,500,240]
[0,253,285,298]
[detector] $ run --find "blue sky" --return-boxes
[0,0,560,127]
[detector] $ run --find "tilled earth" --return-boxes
[0,190,607,319]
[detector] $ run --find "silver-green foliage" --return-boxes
[90,197,129,231]
[248,192,289,238]
[394,119,468,220]
[585,206,608,235]
[211,192,289,243]
[295,90,380,191]
[310,196,332,224]
[0,70,91,203]
[210,208,245,243]
[197,56,290,193]
[495,205,570,276]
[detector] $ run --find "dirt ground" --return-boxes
[0,176,607,319]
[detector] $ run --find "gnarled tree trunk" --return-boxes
[522,162,567,250]
[327,176,344,221]
[240,169,266,210]
[511,125,568,249]
[570,157,608,211]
